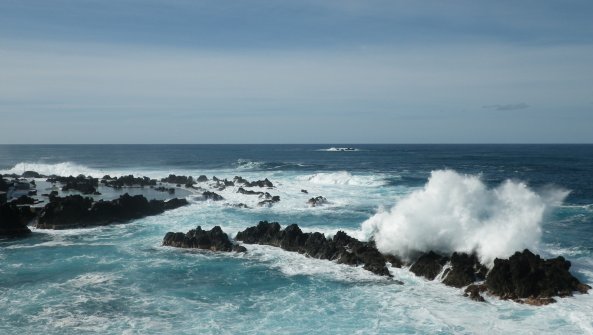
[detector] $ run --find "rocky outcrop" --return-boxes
[307,196,328,207]
[10,195,37,205]
[201,191,224,201]
[197,175,209,182]
[0,203,34,236]
[409,251,449,280]
[237,187,264,196]
[48,175,99,195]
[37,193,188,229]
[161,175,195,187]
[101,175,157,188]
[235,221,392,277]
[257,195,280,207]
[163,226,246,252]
[22,171,43,178]
[442,252,488,288]
[485,249,590,303]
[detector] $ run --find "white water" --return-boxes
[362,170,569,265]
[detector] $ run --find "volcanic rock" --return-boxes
[163,225,246,252]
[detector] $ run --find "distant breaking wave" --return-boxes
[0,162,107,178]
[317,147,361,152]
[299,171,387,187]
[361,169,569,266]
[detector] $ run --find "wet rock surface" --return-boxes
[37,193,188,229]
[235,221,392,277]
[163,225,246,252]
[0,202,34,236]
[485,249,590,301]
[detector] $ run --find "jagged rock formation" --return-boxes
[0,203,35,236]
[37,193,188,229]
[235,221,392,277]
[163,226,246,252]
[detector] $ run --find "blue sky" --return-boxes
[1,0,592,143]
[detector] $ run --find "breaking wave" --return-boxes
[0,162,106,178]
[300,171,387,187]
[361,169,568,265]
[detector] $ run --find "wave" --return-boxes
[361,169,569,266]
[299,171,387,187]
[317,147,361,152]
[0,162,106,178]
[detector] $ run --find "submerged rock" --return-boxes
[236,221,392,277]
[163,226,246,252]
[201,191,224,201]
[307,196,328,207]
[485,249,590,301]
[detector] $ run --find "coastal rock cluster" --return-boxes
[163,226,246,252]
[164,221,590,305]
[2,170,589,306]
[37,193,188,229]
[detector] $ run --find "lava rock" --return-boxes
[485,249,590,300]
[10,195,36,205]
[201,191,224,201]
[442,252,488,288]
[22,171,43,178]
[101,175,157,188]
[37,194,188,229]
[48,175,98,195]
[163,225,245,252]
[464,284,487,302]
[0,203,34,236]
[236,221,392,277]
[237,187,263,196]
[307,196,328,207]
[161,175,195,187]
[409,251,449,280]
[197,175,209,182]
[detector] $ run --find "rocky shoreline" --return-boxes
[164,222,590,305]
[2,171,590,305]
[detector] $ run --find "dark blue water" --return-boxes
[1,144,592,334]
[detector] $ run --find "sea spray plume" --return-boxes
[361,170,568,266]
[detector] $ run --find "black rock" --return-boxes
[464,284,487,302]
[244,178,274,188]
[22,171,43,178]
[197,175,209,182]
[0,175,9,192]
[161,175,195,187]
[233,176,249,184]
[442,252,488,288]
[485,249,590,300]
[101,175,157,188]
[0,203,34,236]
[237,187,263,196]
[409,251,449,280]
[10,195,36,205]
[307,196,328,207]
[301,189,308,194]
[236,221,392,277]
[48,175,98,195]
[201,191,224,201]
[163,225,245,252]
[37,193,188,229]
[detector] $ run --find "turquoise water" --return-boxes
[1,145,592,334]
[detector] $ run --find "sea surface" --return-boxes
[1,144,592,334]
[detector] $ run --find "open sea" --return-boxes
[1,144,592,334]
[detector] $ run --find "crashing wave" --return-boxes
[0,162,107,178]
[300,171,386,187]
[317,147,360,152]
[361,169,568,265]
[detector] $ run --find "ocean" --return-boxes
[1,144,592,334]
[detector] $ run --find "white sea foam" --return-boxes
[300,171,386,187]
[361,169,568,265]
[317,147,361,152]
[1,162,107,177]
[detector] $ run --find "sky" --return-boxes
[0,0,592,144]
